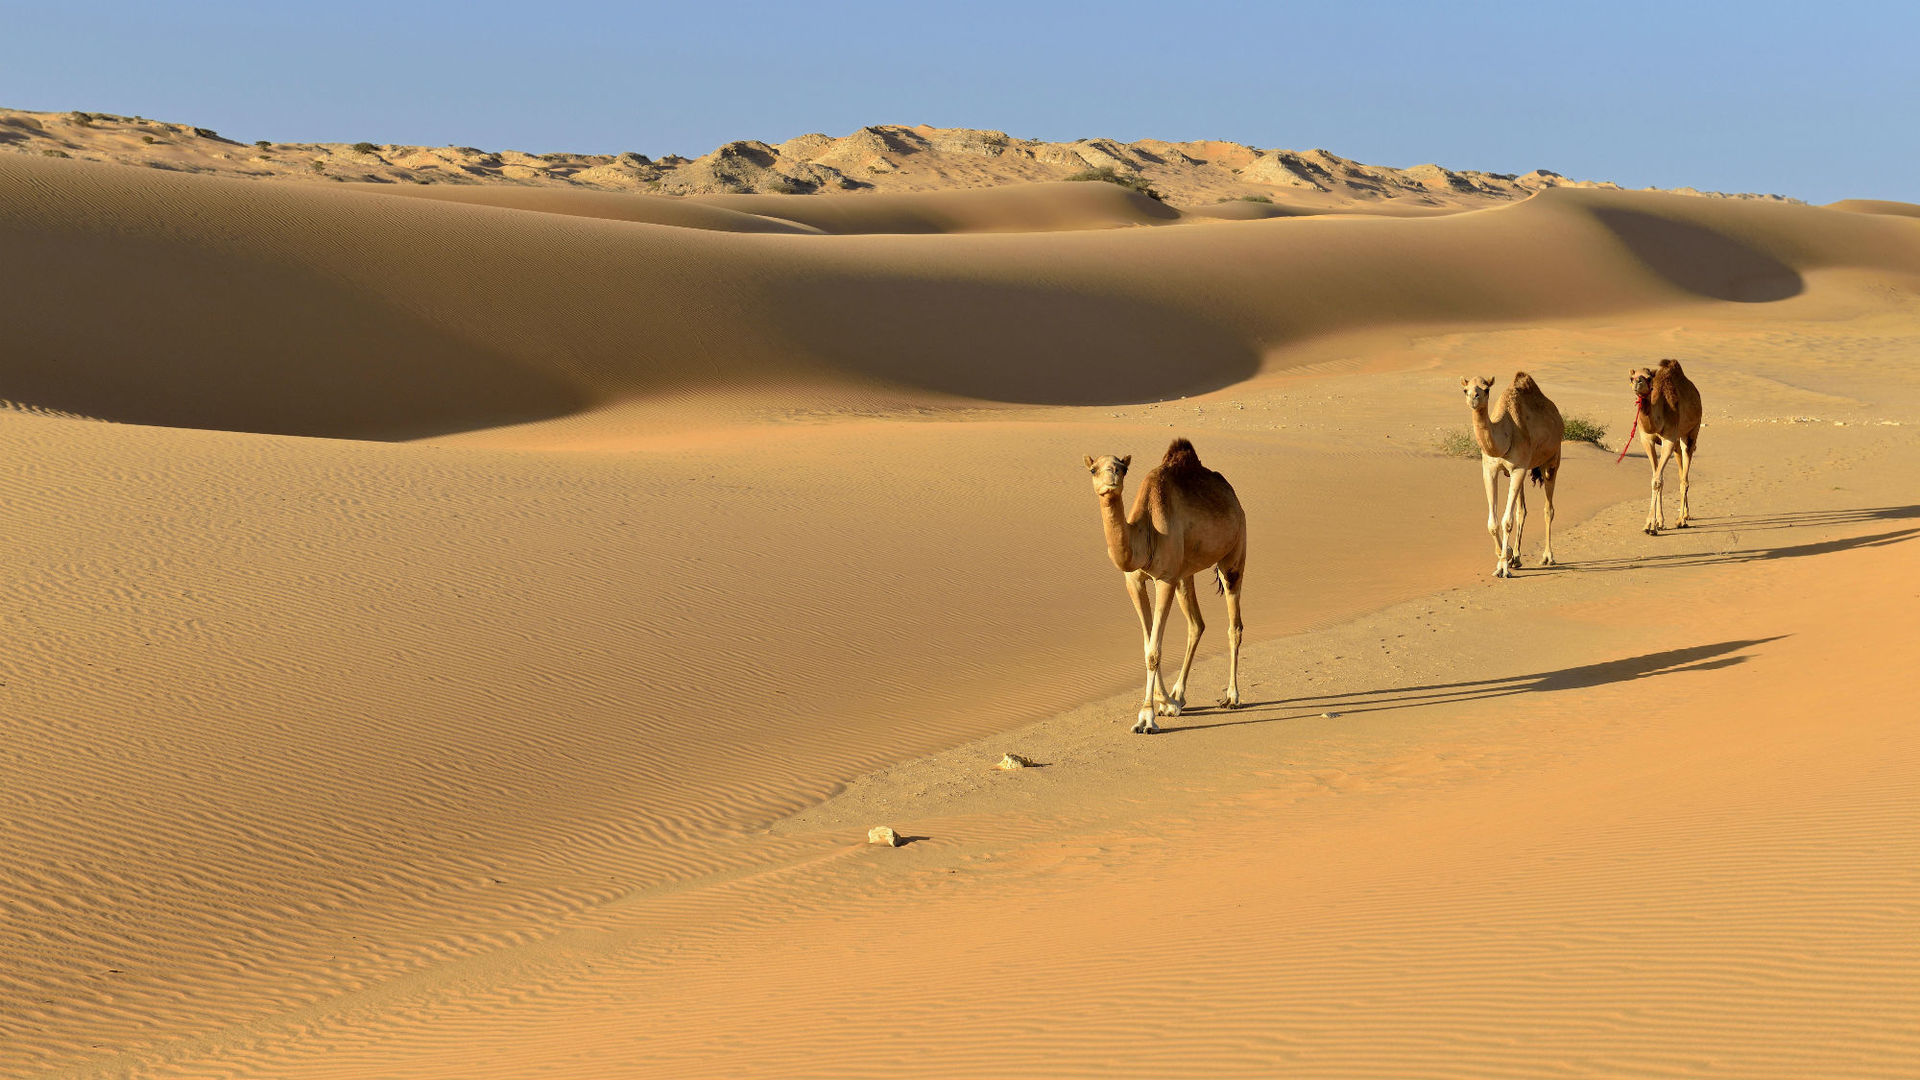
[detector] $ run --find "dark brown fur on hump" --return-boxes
[1652,358,1690,413]
[1144,437,1238,520]
[1161,437,1202,470]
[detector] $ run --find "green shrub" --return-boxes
[310,159,326,173]
[254,140,271,149]
[351,141,379,155]
[1435,429,1479,459]
[1064,166,1163,201]
[1563,415,1608,447]
[42,148,71,158]
[68,111,93,127]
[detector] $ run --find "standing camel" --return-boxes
[1083,438,1247,734]
[1628,359,1704,534]
[1461,373,1564,578]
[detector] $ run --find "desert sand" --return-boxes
[1,139,1917,1079]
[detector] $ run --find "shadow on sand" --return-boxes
[1559,525,1919,574]
[1171,637,1786,734]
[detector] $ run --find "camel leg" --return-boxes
[1507,478,1529,570]
[1539,465,1558,566]
[1674,439,1694,528]
[1164,576,1205,714]
[1135,576,1178,734]
[1219,569,1244,709]
[1482,458,1508,578]
[1642,432,1668,534]
[1498,463,1527,578]
[1125,570,1167,711]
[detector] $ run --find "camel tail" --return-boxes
[1214,566,1227,595]
[1686,431,1699,455]
[1529,465,1549,487]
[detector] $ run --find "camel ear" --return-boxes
[1459,376,1470,387]
[1120,455,1131,470]
[1482,375,1494,386]
[1083,455,1095,468]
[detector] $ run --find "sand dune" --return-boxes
[3,107,1802,206]
[3,147,1919,1079]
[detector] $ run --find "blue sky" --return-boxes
[4,0,1914,204]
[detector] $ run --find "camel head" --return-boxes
[1083,454,1131,497]
[1460,375,1495,411]
[1628,367,1655,398]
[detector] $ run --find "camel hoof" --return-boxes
[1540,554,1556,566]
[1156,699,1184,717]
[1134,708,1159,734]
[1676,521,1691,529]
[1644,526,1659,536]
[1217,694,1242,710]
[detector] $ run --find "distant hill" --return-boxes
[0,108,1796,208]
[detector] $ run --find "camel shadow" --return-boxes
[1170,636,1784,733]
[1560,525,1919,573]
[1675,504,1920,534]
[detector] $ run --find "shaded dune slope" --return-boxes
[3,156,1917,438]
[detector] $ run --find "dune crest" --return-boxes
[3,107,1800,209]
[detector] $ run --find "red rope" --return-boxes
[1614,395,1645,463]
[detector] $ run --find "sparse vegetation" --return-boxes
[1234,194,1272,203]
[1563,415,1609,447]
[68,111,93,127]
[351,141,379,155]
[1436,429,1479,459]
[141,135,158,145]
[310,159,326,173]
[1439,416,1608,458]
[192,127,218,139]
[1064,166,1163,201]
[254,140,271,149]
[41,148,71,158]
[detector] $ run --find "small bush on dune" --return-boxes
[254,140,271,149]
[351,141,379,155]
[1435,429,1479,459]
[1064,166,1163,202]
[1563,415,1608,447]
[1235,194,1273,203]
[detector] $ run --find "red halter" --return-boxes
[1614,395,1645,463]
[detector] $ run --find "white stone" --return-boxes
[996,753,1037,770]
[867,826,902,847]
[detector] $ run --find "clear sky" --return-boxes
[4,0,1914,204]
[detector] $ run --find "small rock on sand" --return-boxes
[996,753,1037,770]
[868,826,902,847]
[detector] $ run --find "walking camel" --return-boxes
[1083,438,1247,734]
[1462,373,1564,578]
[1627,359,1704,534]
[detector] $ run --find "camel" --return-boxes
[1084,438,1247,734]
[1461,373,1564,578]
[1628,359,1704,534]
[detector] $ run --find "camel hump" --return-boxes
[1162,437,1202,469]
[1510,371,1540,394]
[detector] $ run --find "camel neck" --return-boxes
[1098,489,1147,572]
[1470,403,1509,457]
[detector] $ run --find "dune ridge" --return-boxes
[2,154,1914,442]
[3,106,1799,208]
